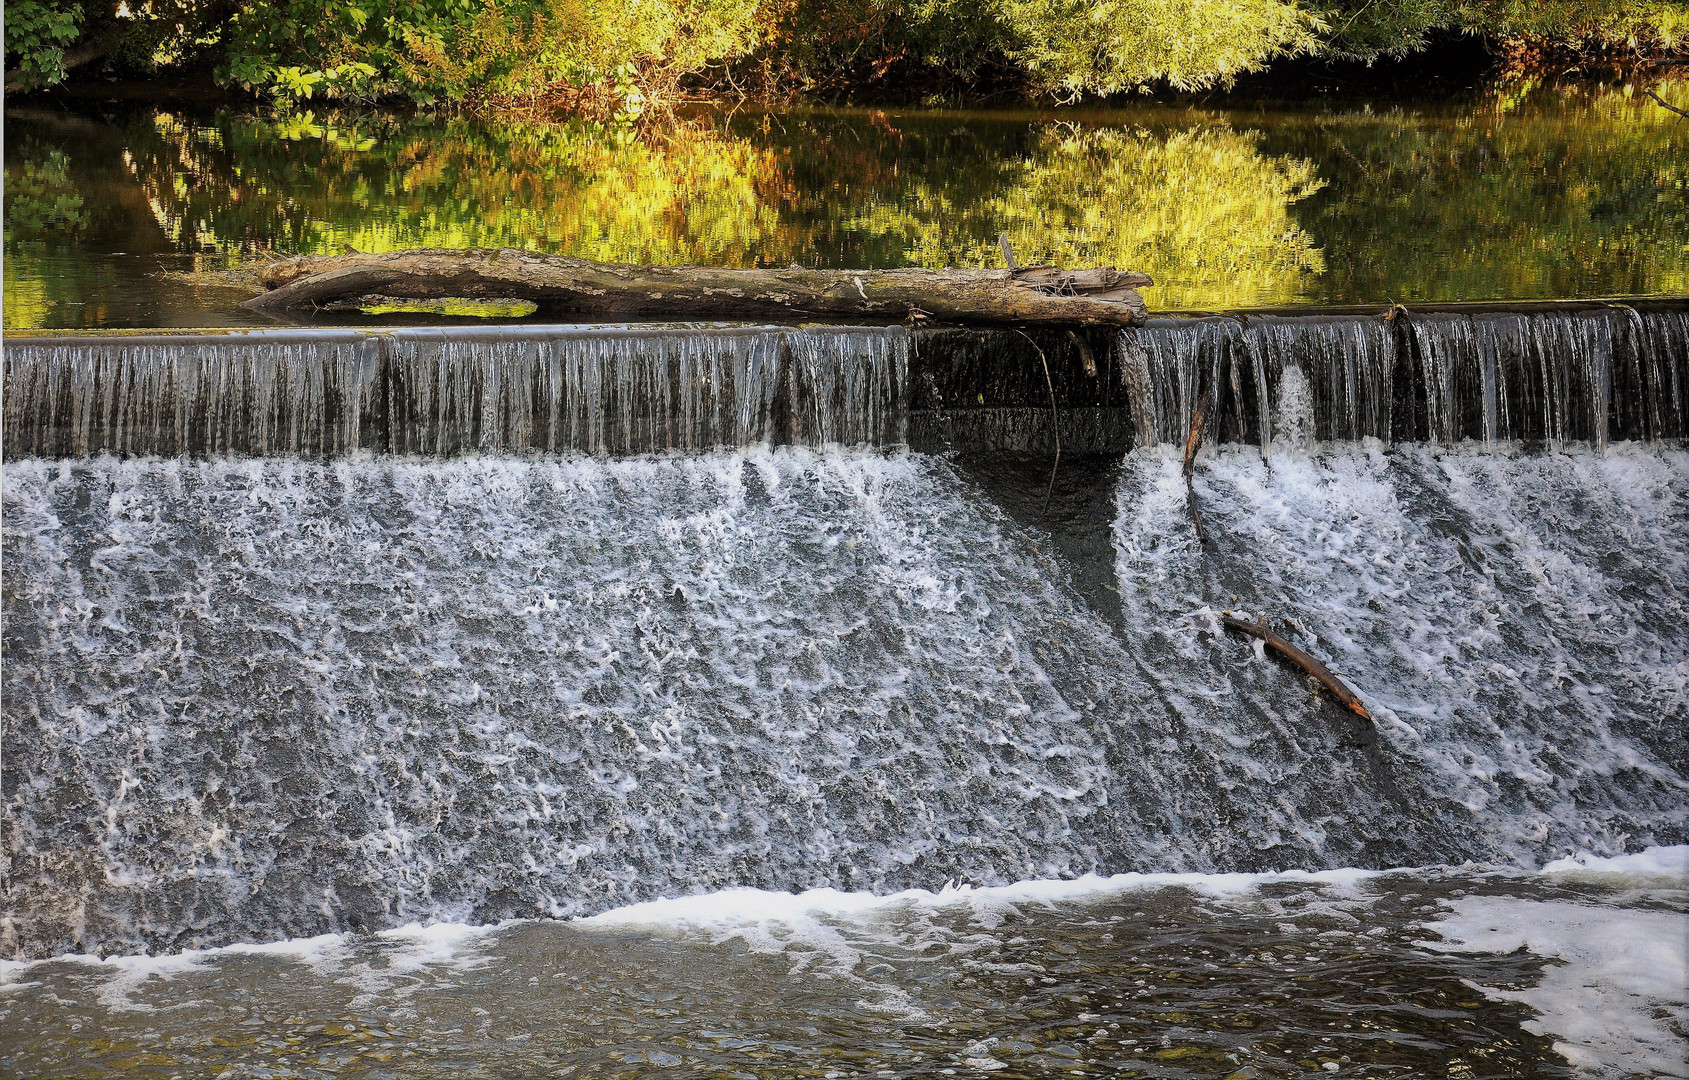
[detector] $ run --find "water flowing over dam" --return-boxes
[6,304,1685,460]
[3,304,1687,965]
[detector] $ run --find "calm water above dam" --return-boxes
[5,79,1687,329]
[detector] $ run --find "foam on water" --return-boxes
[1541,843,1688,885]
[4,853,1684,1076]
[578,864,1385,933]
[1424,895,1689,1079]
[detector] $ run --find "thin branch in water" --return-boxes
[1221,615,1372,722]
[1182,386,1213,547]
[1013,329,1062,517]
[1645,89,1688,120]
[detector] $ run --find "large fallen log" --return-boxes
[240,248,1152,325]
[1221,615,1372,722]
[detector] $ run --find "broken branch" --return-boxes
[1183,386,1213,546]
[1222,615,1372,722]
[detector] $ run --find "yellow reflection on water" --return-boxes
[5,82,1686,330]
[853,127,1326,308]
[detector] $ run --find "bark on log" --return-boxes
[241,248,1152,325]
[1221,615,1372,722]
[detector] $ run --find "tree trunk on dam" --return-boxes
[240,248,1153,326]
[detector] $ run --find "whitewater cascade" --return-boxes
[1119,306,1689,449]
[3,305,1687,961]
[5,306,1685,459]
[1,325,910,460]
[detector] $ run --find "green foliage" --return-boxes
[4,0,83,87]
[988,0,1324,95]
[219,0,471,104]
[2,0,1683,110]
[4,145,86,235]
[213,0,764,111]
[751,0,1324,98]
[1309,0,1689,60]
[1455,0,1688,51]
[1310,0,1455,59]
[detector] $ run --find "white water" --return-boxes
[1424,847,1688,1079]
[1115,441,1689,863]
[6,444,1687,963]
[1,448,1158,957]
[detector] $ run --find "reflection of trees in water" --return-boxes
[1266,82,1689,303]
[27,83,1689,320]
[125,111,790,264]
[839,126,1327,309]
[120,108,1330,307]
[4,143,86,237]
[5,136,94,329]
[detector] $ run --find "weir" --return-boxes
[6,302,1687,459]
[3,302,1688,962]
[1121,303,1689,449]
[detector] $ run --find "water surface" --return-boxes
[5,81,1685,329]
[3,855,1683,1079]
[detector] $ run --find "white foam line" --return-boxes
[0,932,350,1011]
[1540,844,1688,886]
[0,922,505,984]
[577,866,1386,930]
[1,931,348,982]
[5,847,1680,976]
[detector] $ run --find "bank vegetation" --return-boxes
[6,0,1687,113]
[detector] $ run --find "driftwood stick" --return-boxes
[1183,387,1213,545]
[239,248,1152,326]
[1222,615,1372,721]
[1645,89,1688,120]
[1182,387,1211,482]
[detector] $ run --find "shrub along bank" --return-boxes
[5,0,1686,112]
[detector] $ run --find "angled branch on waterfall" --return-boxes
[236,248,1153,326]
[1221,615,1372,722]
[1183,387,1213,547]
